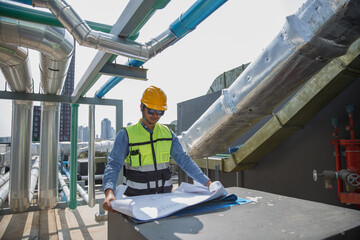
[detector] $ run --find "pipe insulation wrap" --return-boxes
[95,0,228,98]
[180,0,360,158]
[0,43,32,93]
[9,100,33,212]
[38,101,60,210]
[33,0,150,61]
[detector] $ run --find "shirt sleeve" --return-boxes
[102,128,129,192]
[170,130,210,186]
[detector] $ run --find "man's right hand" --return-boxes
[103,189,116,213]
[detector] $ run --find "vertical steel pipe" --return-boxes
[88,104,96,207]
[38,101,60,210]
[69,103,79,210]
[9,100,32,212]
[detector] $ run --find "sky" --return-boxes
[0,0,307,137]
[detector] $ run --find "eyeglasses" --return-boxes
[146,107,165,116]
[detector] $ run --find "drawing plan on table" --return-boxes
[111,181,228,221]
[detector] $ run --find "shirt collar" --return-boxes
[140,119,153,133]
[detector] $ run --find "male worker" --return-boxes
[102,86,212,213]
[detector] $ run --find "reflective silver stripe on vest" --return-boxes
[124,161,170,172]
[123,177,173,190]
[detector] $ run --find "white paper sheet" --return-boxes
[110,181,228,221]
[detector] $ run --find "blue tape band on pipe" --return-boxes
[170,0,227,38]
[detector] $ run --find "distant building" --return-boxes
[101,118,115,140]
[59,46,75,142]
[32,105,41,142]
[78,126,89,142]
[0,137,11,143]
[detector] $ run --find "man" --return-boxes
[102,86,211,213]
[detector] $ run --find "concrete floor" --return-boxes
[0,183,179,239]
[0,203,107,240]
[0,189,107,240]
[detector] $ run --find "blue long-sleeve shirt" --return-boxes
[103,121,210,192]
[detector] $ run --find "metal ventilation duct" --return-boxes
[0,42,33,212]
[0,43,32,92]
[180,0,360,158]
[33,0,227,64]
[0,16,74,210]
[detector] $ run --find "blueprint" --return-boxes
[111,181,228,221]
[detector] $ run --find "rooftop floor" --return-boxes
[0,187,107,240]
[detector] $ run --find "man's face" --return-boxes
[142,106,162,126]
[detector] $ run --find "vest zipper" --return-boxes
[150,132,159,192]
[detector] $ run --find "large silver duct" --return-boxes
[38,101,60,209]
[9,100,33,211]
[0,42,33,212]
[180,0,360,158]
[0,17,74,210]
[33,0,178,61]
[0,43,32,92]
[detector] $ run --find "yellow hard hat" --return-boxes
[141,86,168,111]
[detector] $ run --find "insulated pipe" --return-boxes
[0,17,74,210]
[95,0,227,98]
[0,17,74,94]
[179,0,360,158]
[0,39,33,214]
[0,181,10,208]
[58,172,70,202]
[168,0,227,39]
[0,171,10,188]
[33,0,227,63]
[69,103,79,210]
[61,166,88,204]
[33,0,149,61]
[38,101,60,210]
[0,43,32,92]
[0,1,113,33]
[29,157,40,202]
[77,140,114,157]
[88,104,96,207]
[77,183,89,203]
[9,100,33,212]
[81,175,104,182]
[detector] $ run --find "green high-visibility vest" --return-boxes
[123,120,173,196]
[125,121,172,167]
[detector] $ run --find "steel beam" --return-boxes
[71,0,161,103]
[0,91,122,106]
[99,63,147,81]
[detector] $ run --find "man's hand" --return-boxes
[102,189,116,213]
[206,180,212,189]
